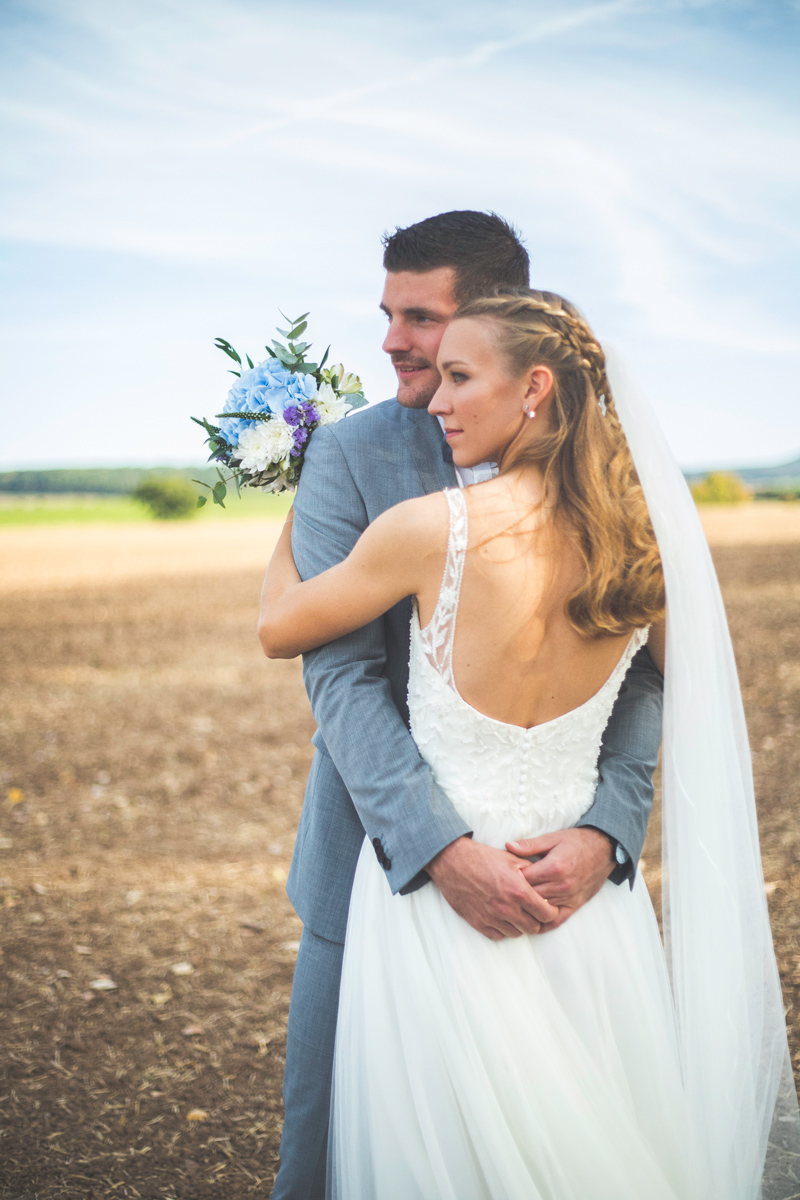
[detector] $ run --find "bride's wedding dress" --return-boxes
[328,489,703,1199]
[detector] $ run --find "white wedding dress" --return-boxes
[328,488,704,1199]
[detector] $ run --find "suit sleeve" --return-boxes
[290,423,472,895]
[576,646,664,887]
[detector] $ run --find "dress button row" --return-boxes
[517,742,531,809]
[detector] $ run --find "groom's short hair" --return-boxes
[382,211,529,303]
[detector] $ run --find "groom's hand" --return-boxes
[506,827,615,930]
[427,837,557,941]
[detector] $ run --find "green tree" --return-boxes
[690,472,749,504]
[133,477,198,520]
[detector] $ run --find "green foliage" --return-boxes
[132,476,198,520]
[0,488,293,527]
[690,472,750,504]
[755,488,800,502]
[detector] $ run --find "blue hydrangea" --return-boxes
[217,358,318,446]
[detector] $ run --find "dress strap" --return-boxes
[418,488,468,689]
[606,626,650,693]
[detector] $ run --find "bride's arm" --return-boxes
[258,494,441,659]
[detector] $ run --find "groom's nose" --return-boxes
[382,318,413,356]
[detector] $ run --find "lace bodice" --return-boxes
[410,489,648,847]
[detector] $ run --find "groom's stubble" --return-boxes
[380,267,459,409]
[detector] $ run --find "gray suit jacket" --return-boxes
[288,399,663,944]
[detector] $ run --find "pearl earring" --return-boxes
[523,404,536,420]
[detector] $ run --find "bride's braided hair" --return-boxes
[455,287,665,638]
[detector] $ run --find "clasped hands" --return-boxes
[427,827,615,942]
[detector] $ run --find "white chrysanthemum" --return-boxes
[233,418,294,472]
[315,382,353,426]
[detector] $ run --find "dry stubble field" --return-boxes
[1,507,800,1199]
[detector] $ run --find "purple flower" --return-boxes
[291,425,309,456]
[284,400,319,429]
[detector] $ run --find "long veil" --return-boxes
[608,353,800,1199]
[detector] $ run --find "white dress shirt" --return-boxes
[436,416,498,488]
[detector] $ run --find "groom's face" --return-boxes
[380,268,459,409]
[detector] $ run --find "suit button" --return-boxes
[372,837,391,870]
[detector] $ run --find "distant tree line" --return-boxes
[689,472,800,504]
[3,466,797,507]
[0,468,216,494]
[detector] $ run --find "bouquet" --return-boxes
[191,311,366,507]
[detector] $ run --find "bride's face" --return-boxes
[429,317,552,469]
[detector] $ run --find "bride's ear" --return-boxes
[523,366,554,415]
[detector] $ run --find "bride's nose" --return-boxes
[428,381,450,416]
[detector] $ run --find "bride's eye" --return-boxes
[451,371,468,383]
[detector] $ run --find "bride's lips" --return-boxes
[443,428,461,439]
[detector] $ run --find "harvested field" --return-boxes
[1,515,799,1198]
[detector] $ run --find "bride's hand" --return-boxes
[506,827,616,930]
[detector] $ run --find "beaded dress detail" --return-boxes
[413,488,648,846]
[329,488,701,1200]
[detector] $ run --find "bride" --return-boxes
[259,289,799,1198]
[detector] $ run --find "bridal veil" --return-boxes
[609,354,800,1199]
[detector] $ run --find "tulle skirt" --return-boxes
[328,838,706,1200]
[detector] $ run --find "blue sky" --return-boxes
[1,0,799,469]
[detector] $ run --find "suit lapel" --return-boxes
[399,406,458,497]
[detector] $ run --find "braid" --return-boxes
[453,287,664,639]
[458,290,612,409]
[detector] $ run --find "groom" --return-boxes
[271,211,664,1198]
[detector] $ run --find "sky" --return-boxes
[1,0,799,470]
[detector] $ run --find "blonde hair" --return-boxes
[455,288,665,638]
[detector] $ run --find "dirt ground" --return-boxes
[1,518,799,1198]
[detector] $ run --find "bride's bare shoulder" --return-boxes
[371,490,451,549]
[359,492,452,575]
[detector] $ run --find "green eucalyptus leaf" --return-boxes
[245,354,254,369]
[279,309,309,326]
[291,321,308,339]
[347,392,368,409]
[318,346,330,369]
[214,338,242,365]
[228,369,241,377]
[196,495,207,508]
